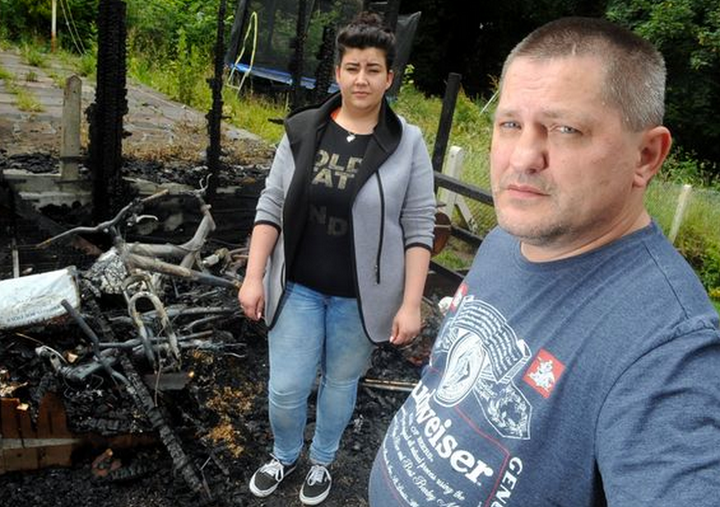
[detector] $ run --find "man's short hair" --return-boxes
[501,17,666,131]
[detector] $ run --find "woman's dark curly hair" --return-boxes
[336,11,396,69]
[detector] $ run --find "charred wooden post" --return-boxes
[289,0,307,111]
[312,25,336,104]
[431,72,462,173]
[88,0,129,222]
[205,0,228,203]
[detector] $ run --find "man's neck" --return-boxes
[520,211,652,262]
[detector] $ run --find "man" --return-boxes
[369,17,720,506]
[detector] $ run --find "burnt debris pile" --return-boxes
[0,172,444,506]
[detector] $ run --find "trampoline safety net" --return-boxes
[225,0,420,97]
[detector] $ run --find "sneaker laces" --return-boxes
[260,457,287,481]
[306,464,329,486]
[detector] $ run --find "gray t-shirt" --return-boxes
[370,222,720,506]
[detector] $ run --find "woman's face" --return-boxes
[335,47,393,115]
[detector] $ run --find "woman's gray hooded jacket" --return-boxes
[254,93,435,343]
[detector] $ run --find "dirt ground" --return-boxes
[0,48,451,507]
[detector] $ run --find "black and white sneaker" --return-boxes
[299,463,332,505]
[248,455,297,497]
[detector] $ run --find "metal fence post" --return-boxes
[431,72,462,173]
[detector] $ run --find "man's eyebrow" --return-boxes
[494,107,595,123]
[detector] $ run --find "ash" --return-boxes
[0,151,446,506]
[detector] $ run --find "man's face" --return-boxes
[490,56,647,259]
[335,47,393,115]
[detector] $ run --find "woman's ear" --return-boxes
[385,69,395,91]
[634,126,672,188]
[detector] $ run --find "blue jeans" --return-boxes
[268,282,375,466]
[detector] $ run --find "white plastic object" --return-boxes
[0,267,80,330]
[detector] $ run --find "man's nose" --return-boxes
[509,128,548,173]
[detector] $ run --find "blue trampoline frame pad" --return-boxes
[228,63,339,93]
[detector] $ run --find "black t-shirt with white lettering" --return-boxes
[289,119,371,297]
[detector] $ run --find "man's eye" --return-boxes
[556,125,580,134]
[499,121,520,129]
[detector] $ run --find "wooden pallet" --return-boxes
[0,393,78,474]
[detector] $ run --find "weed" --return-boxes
[15,88,44,112]
[0,65,14,81]
[222,88,285,143]
[21,43,48,67]
[76,50,97,78]
[47,70,68,88]
[25,70,38,82]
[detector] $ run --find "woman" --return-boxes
[238,11,435,506]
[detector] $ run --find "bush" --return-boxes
[675,227,720,301]
[0,0,98,52]
[661,147,720,191]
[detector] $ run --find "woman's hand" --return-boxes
[389,302,422,346]
[238,277,265,321]
[238,223,279,321]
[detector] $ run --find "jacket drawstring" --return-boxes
[375,173,385,284]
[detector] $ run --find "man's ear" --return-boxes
[634,126,672,188]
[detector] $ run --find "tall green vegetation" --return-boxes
[0,0,718,305]
[607,0,720,184]
[126,0,229,60]
[0,0,98,49]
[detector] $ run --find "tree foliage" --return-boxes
[398,0,606,97]
[607,0,720,173]
[126,0,228,59]
[1,0,718,170]
[0,0,98,47]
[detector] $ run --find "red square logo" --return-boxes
[523,349,565,399]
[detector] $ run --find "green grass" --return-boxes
[15,87,44,112]
[0,64,13,81]
[0,63,44,112]
[46,70,68,88]
[432,237,475,271]
[4,36,720,292]
[223,88,286,142]
[55,47,96,78]
[20,43,48,67]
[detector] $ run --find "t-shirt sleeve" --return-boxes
[596,321,720,506]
